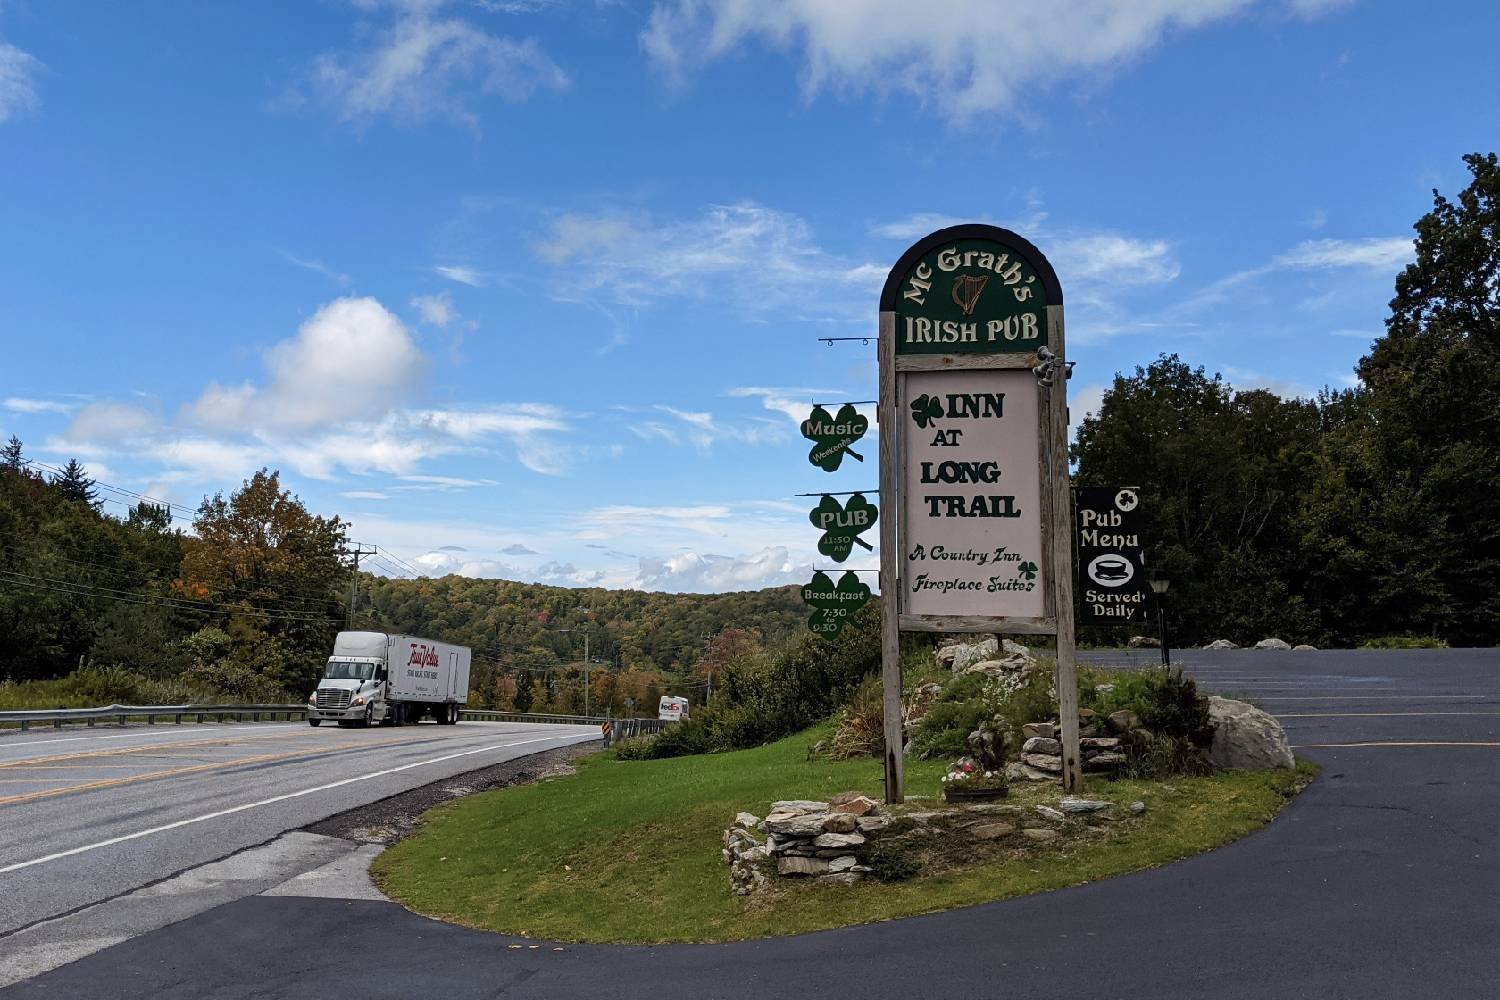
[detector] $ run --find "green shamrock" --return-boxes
[800,403,869,472]
[809,493,879,563]
[801,570,873,637]
[910,393,944,429]
[1017,561,1039,581]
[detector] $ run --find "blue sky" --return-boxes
[2,0,1496,591]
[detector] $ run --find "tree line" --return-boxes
[1074,153,1499,648]
[0,455,805,709]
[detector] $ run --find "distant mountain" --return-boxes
[360,575,806,675]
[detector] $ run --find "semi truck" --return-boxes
[307,631,471,727]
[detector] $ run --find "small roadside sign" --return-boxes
[1075,487,1149,622]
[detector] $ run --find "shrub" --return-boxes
[1086,667,1214,776]
[857,838,920,882]
[823,675,885,759]
[611,736,654,761]
[644,717,713,759]
[908,666,1057,760]
[1359,635,1449,649]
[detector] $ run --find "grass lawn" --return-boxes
[372,729,1315,944]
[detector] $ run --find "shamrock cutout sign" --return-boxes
[1017,561,1039,581]
[801,403,869,472]
[809,493,879,563]
[910,393,944,429]
[802,570,873,637]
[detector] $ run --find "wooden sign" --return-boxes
[878,224,1080,800]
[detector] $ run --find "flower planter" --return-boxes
[942,785,1009,803]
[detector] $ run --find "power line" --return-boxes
[19,458,198,520]
[0,569,341,625]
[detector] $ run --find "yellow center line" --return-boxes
[0,728,454,770]
[0,741,370,806]
[0,731,319,770]
[1292,740,1500,749]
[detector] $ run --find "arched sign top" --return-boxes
[879,224,1062,356]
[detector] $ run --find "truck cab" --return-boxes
[307,656,388,727]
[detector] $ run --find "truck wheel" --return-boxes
[308,718,321,727]
[361,706,373,728]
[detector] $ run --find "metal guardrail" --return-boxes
[459,709,669,738]
[0,703,307,732]
[0,704,675,735]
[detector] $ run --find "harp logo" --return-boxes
[951,274,988,316]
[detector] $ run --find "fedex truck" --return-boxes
[307,631,471,728]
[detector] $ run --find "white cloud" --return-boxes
[0,40,42,124]
[433,264,484,286]
[583,504,733,538]
[1284,0,1354,16]
[1275,237,1414,271]
[629,404,784,451]
[501,543,538,555]
[642,0,1292,122]
[308,1,569,127]
[1049,234,1180,286]
[188,297,426,433]
[1328,328,1378,340]
[533,201,880,317]
[633,547,809,592]
[1070,382,1107,441]
[67,402,162,444]
[397,473,500,488]
[277,249,352,286]
[1219,365,1316,400]
[727,386,845,425]
[411,290,456,326]
[4,397,74,415]
[341,490,392,500]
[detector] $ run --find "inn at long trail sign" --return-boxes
[877,225,1083,800]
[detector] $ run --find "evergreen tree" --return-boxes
[513,669,535,713]
[1,435,22,470]
[52,459,100,509]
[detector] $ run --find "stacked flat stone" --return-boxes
[1011,712,1130,781]
[724,792,884,886]
[722,811,771,895]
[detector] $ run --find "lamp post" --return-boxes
[1148,571,1171,668]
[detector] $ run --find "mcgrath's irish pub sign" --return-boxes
[878,225,1082,799]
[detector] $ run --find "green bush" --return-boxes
[908,666,1058,760]
[610,736,654,761]
[857,838,921,882]
[1085,667,1214,776]
[1359,635,1449,649]
[644,717,713,759]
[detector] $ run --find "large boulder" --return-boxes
[1254,637,1292,650]
[1127,635,1161,649]
[1207,696,1294,769]
[1293,644,1318,651]
[1203,639,1239,650]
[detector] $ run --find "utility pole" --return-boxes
[346,543,376,628]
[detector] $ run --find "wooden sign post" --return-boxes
[878,225,1081,801]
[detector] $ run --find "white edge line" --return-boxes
[0,733,586,874]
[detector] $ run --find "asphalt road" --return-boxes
[4,649,1498,998]
[0,718,599,937]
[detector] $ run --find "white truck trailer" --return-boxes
[307,630,471,727]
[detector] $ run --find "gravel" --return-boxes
[304,740,602,845]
